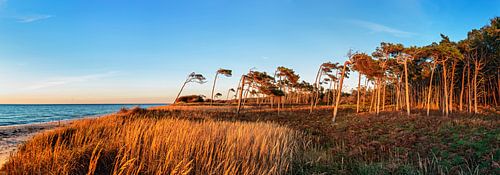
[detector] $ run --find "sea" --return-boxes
[0,104,165,126]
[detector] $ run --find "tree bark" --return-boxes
[277,97,281,115]
[449,60,457,113]
[332,63,347,123]
[382,82,386,111]
[442,62,449,116]
[210,73,219,106]
[396,76,400,111]
[310,66,322,113]
[459,64,466,111]
[174,81,188,104]
[370,86,375,112]
[468,61,472,113]
[357,73,361,113]
[404,61,410,115]
[236,76,246,116]
[376,79,381,115]
[474,61,479,113]
[427,61,437,116]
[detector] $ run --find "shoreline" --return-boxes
[0,121,66,167]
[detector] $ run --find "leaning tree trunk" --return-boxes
[404,60,411,116]
[174,81,188,104]
[236,76,246,116]
[427,61,437,116]
[357,73,361,113]
[310,66,323,113]
[332,63,348,123]
[210,73,219,106]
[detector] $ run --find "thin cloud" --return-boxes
[349,19,416,37]
[24,71,119,90]
[17,14,53,23]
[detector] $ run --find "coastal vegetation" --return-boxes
[3,106,498,174]
[191,17,500,121]
[3,108,308,174]
[1,17,499,174]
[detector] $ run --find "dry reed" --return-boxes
[2,109,305,175]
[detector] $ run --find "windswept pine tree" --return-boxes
[349,52,373,113]
[210,68,232,105]
[275,66,300,107]
[226,88,235,100]
[310,62,339,113]
[332,60,350,123]
[214,92,222,99]
[174,72,207,104]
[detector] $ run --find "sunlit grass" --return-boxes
[2,108,306,174]
[2,106,498,174]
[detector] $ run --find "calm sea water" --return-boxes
[0,104,165,126]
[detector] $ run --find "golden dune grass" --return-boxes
[2,109,306,175]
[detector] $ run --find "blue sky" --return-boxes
[0,0,498,104]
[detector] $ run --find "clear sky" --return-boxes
[0,0,498,104]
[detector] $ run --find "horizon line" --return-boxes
[0,103,170,105]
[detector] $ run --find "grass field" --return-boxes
[2,105,499,174]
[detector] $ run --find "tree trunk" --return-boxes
[310,66,322,113]
[376,79,381,115]
[174,81,188,104]
[363,79,368,112]
[277,97,281,115]
[497,69,500,103]
[427,61,437,116]
[382,82,386,111]
[396,77,400,111]
[474,61,479,113]
[328,81,333,106]
[236,76,246,116]
[442,62,449,116]
[404,61,410,116]
[468,61,472,113]
[210,73,219,106]
[449,60,456,113]
[357,73,361,113]
[459,64,466,111]
[491,78,498,106]
[370,87,375,112]
[332,63,347,123]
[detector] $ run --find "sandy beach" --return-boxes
[0,121,67,168]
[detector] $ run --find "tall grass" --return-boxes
[3,108,305,174]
